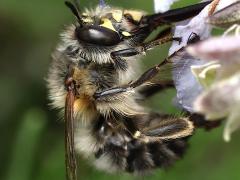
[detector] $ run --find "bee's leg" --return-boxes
[94,52,177,99]
[140,114,194,141]
[111,36,181,59]
[111,29,176,98]
[152,27,172,41]
[143,36,182,51]
[111,48,140,59]
[90,112,193,173]
[111,30,199,61]
[138,81,174,98]
[121,112,194,142]
[124,113,193,172]
[189,113,222,131]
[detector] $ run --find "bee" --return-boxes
[47,0,211,179]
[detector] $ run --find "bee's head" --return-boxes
[75,23,121,46]
[65,1,146,47]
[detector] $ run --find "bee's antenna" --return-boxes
[73,0,81,11]
[99,0,106,7]
[65,1,83,25]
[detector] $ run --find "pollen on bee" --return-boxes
[74,97,92,112]
[111,10,123,22]
[122,31,131,37]
[133,130,141,138]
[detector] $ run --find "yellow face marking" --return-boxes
[100,18,117,32]
[124,10,144,22]
[122,31,131,37]
[111,10,123,22]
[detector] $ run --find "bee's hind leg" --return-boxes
[124,113,194,173]
[136,113,194,142]
[189,113,222,131]
[92,112,194,173]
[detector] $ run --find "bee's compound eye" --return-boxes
[75,25,121,46]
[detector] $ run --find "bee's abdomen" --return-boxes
[90,113,190,174]
[125,138,188,173]
[95,134,189,174]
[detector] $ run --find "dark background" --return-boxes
[1,0,240,180]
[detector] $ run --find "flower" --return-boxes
[187,36,240,142]
[154,0,180,13]
[165,0,240,141]
[169,0,240,112]
[169,1,213,112]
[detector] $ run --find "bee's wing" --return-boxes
[65,89,77,180]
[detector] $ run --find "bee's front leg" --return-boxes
[111,36,181,60]
[94,55,174,100]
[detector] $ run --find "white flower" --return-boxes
[194,73,240,142]
[191,61,221,88]
[154,0,180,13]
[169,3,212,112]
[187,36,240,142]
[169,0,240,112]
[168,0,240,141]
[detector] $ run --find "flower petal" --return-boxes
[169,3,212,55]
[187,36,240,62]
[223,106,240,142]
[191,61,221,88]
[194,73,240,120]
[154,0,180,13]
[169,4,212,111]
[171,49,205,112]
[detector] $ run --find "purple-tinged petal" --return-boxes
[170,49,205,112]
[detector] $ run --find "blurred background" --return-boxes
[1,0,240,180]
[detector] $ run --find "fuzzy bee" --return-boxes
[47,0,212,179]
